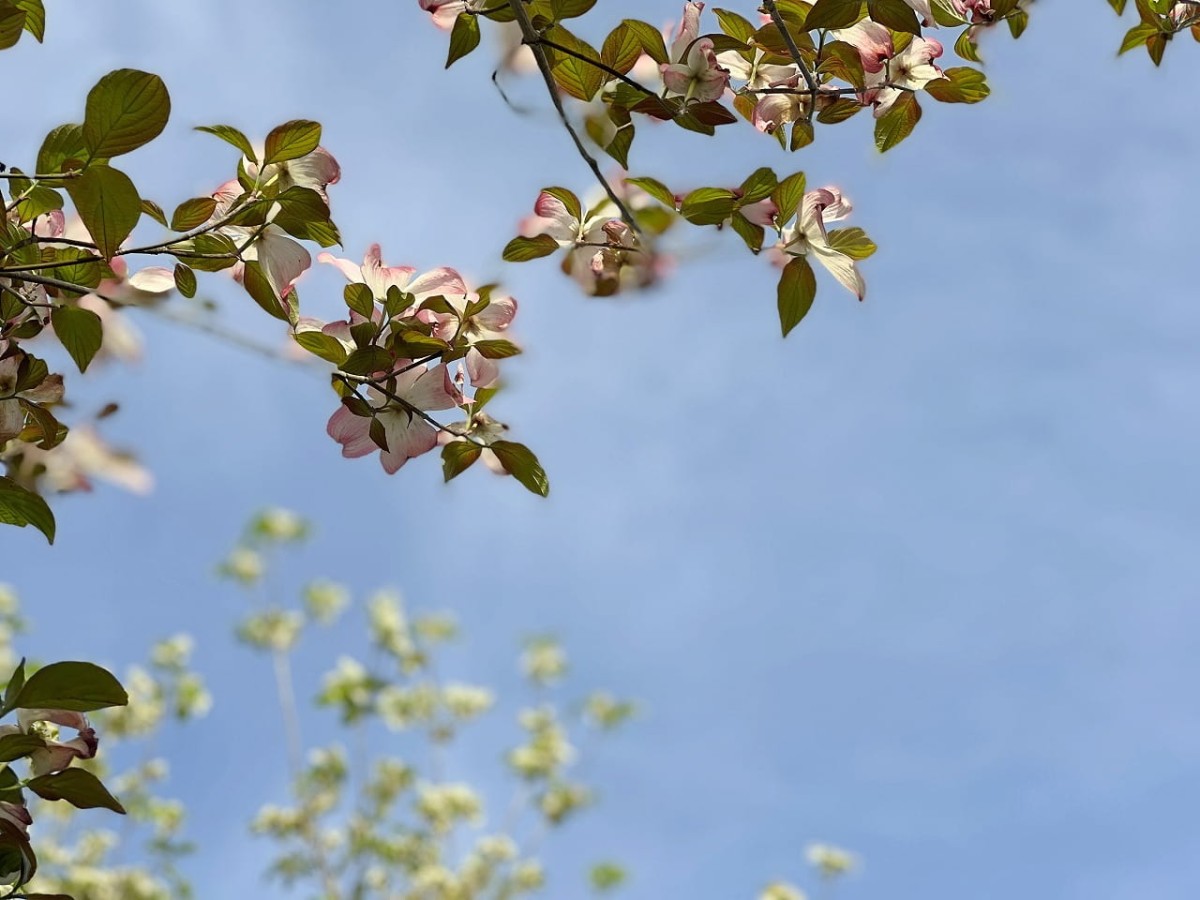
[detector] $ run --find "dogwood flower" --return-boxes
[422,291,518,389]
[660,2,729,102]
[318,244,466,304]
[209,180,311,302]
[717,47,796,91]
[419,0,487,29]
[439,412,510,475]
[751,76,840,134]
[836,24,945,116]
[0,707,99,776]
[776,188,865,300]
[243,146,341,202]
[520,190,664,296]
[327,363,461,473]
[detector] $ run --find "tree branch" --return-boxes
[504,0,642,235]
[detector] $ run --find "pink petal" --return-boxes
[406,267,468,298]
[327,406,377,458]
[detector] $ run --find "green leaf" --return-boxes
[442,440,481,482]
[502,234,560,262]
[50,248,102,297]
[182,233,238,272]
[27,768,126,814]
[620,18,669,63]
[544,25,605,100]
[0,3,25,49]
[13,661,128,712]
[625,176,676,208]
[729,211,764,253]
[344,282,375,318]
[139,198,168,227]
[867,0,921,33]
[777,255,816,336]
[924,67,990,103]
[269,186,339,247]
[738,167,778,205]
[14,0,43,41]
[293,329,349,365]
[446,11,480,67]
[1,660,25,717]
[490,441,550,497]
[826,226,877,260]
[931,0,968,23]
[0,733,44,763]
[170,197,217,231]
[1119,21,1158,53]
[1145,30,1167,64]
[262,120,321,165]
[805,0,864,30]
[173,263,197,298]
[0,814,36,885]
[601,22,643,73]
[65,165,141,260]
[368,416,389,452]
[550,0,598,19]
[954,28,982,62]
[36,124,88,181]
[242,260,287,321]
[340,346,394,376]
[195,124,257,161]
[772,171,807,223]
[472,339,522,359]
[1007,8,1028,37]
[10,183,63,223]
[600,113,635,168]
[713,7,757,42]
[0,476,54,544]
[83,69,170,159]
[874,91,921,152]
[680,187,737,225]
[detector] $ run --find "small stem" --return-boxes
[0,171,80,181]
[761,0,820,122]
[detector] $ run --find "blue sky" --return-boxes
[5,2,1200,898]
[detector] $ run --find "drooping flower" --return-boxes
[660,3,729,103]
[209,180,311,302]
[243,146,341,202]
[717,47,797,91]
[776,188,865,300]
[0,707,100,777]
[439,412,511,475]
[421,291,518,389]
[327,363,461,473]
[836,24,945,116]
[519,189,665,297]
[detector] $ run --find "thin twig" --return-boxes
[533,37,656,95]
[504,0,642,235]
